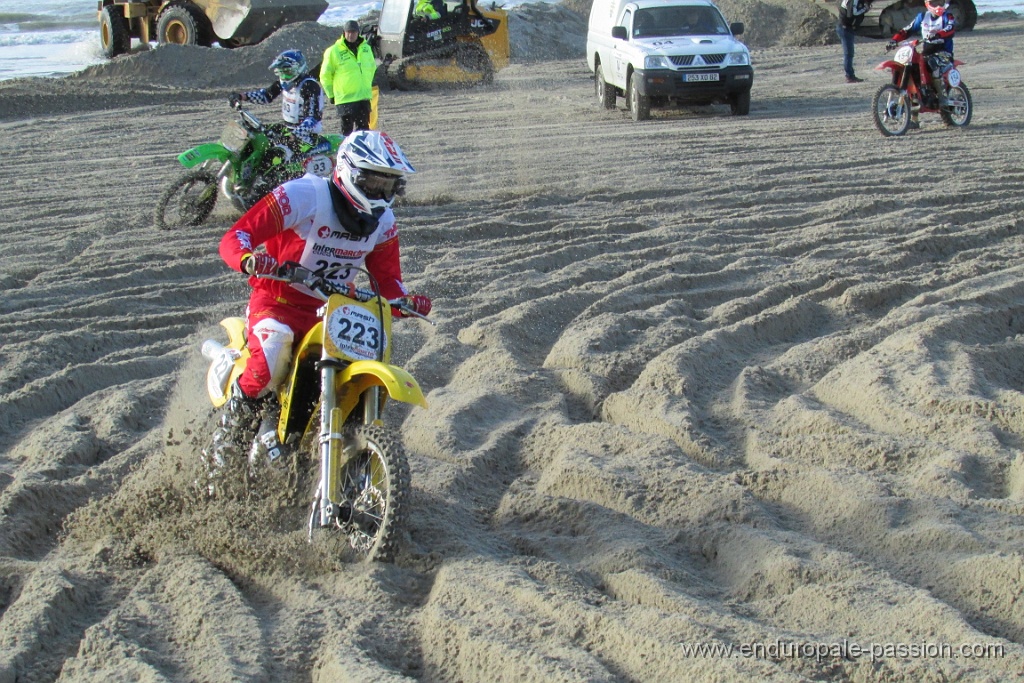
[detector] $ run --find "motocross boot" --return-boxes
[909,96,921,130]
[931,76,947,106]
[202,380,262,479]
[248,398,287,470]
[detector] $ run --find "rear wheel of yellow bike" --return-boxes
[337,424,410,562]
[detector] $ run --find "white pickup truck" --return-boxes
[586,0,754,120]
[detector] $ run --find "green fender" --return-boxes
[178,143,232,169]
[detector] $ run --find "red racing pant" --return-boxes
[238,288,320,399]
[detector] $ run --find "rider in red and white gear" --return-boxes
[218,130,431,405]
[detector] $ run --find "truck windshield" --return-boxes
[632,7,728,38]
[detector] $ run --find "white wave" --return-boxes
[0,28,92,48]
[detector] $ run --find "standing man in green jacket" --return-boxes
[321,20,377,136]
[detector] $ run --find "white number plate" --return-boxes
[947,68,961,87]
[684,73,720,82]
[327,305,386,361]
[305,154,334,178]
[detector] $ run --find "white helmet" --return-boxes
[333,130,415,220]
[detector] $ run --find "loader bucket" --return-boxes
[199,0,329,45]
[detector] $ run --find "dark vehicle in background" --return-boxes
[812,0,977,38]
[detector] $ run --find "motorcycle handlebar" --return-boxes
[240,110,263,132]
[259,262,417,314]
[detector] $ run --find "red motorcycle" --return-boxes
[872,38,972,136]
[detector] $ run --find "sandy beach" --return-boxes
[1,2,1023,681]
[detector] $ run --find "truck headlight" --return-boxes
[644,55,672,69]
[725,52,750,66]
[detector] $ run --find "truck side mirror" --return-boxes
[611,25,627,40]
[730,22,744,36]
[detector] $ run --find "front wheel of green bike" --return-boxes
[155,169,218,229]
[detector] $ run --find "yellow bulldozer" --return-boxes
[365,0,511,90]
[97,0,329,58]
[812,0,977,38]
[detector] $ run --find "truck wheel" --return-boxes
[100,5,130,59]
[157,2,212,47]
[595,63,616,110]
[730,90,751,116]
[627,73,650,122]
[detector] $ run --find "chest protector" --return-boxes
[291,181,394,297]
[921,14,951,42]
[280,77,315,125]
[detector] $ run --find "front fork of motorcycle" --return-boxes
[308,360,381,541]
[897,68,918,117]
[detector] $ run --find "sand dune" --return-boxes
[1,7,1023,682]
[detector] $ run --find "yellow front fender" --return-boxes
[337,360,428,413]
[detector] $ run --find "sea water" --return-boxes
[0,0,1020,81]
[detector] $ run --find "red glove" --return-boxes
[242,252,277,276]
[402,294,431,317]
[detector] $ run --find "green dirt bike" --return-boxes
[155,105,342,229]
[200,262,431,561]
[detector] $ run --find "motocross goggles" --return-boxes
[354,169,406,201]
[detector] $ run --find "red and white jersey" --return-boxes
[220,176,408,310]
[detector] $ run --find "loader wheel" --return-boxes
[157,2,212,47]
[947,1,977,31]
[100,5,131,59]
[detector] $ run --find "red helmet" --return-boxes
[925,0,946,17]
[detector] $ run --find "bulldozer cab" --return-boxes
[376,0,499,60]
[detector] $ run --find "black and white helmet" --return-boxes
[333,130,415,220]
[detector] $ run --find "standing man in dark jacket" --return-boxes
[837,0,874,83]
[320,20,377,136]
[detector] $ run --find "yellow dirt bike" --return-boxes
[200,262,429,561]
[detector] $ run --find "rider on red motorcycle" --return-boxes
[887,0,956,107]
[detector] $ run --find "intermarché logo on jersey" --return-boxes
[311,243,363,260]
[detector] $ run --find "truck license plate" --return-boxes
[684,73,720,82]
